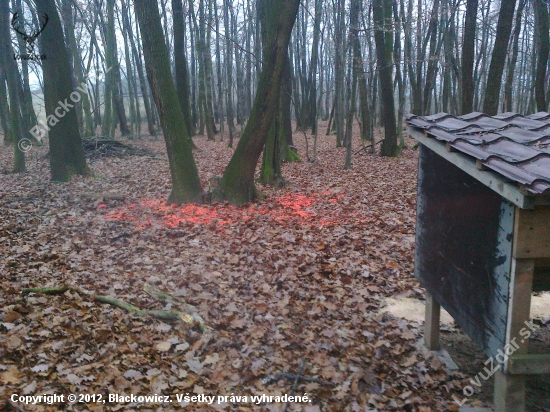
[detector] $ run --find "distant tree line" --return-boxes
[0,0,548,202]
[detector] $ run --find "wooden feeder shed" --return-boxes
[406,112,550,412]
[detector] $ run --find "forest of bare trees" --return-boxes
[3,2,550,409]
[1,0,549,203]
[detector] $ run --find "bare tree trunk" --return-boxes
[205,0,218,134]
[504,0,526,112]
[0,0,25,172]
[102,0,115,136]
[14,0,37,129]
[393,0,405,142]
[422,0,439,114]
[351,0,371,143]
[374,0,399,156]
[214,0,300,204]
[124,1,157,136]
[460,0,477,114]
[37,0,91,180]
[307,0,322,135]
[0,65,11,146]
[345,55,357,169]
[188,9,198,133]
[134,0,203,204]
[483,0,517,115]
[334,0,346,147]
[172,0,193,137]
[62,0,93,136]
[224,0,236,147]
[245,0,253,117]
[215,0,223,128]
[117,3,137,137]
[534,0,549,111]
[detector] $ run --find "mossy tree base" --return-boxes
[284,147,300,162]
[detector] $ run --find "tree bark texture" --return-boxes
[37,0,90,180]
[373,0,399,156]
[483,0,517,115]
[460,0,477,114]
[214,0,300,204]
[134,0,203,204]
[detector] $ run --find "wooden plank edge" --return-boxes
[508,354,550,375]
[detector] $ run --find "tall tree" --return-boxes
[461,0,478,114]
[534,0,549,111]
[122,0,157,136]
[334,0,346,147]
[134,0,203,203]
[13,0,38,129]
[504,0,526,112]
[36,0,91,180]
[61,0,93,137]
[223,0,236,147]
[0,65,11,146]
[101,0,115,136]
[172,0,193,136]
[306,0,323,134]
[190,0,216,140]
[0,0,25,172]
[373,0,399,156]
[214,0,300,204]
[483,0,517,115]
[422,0,439,114]
[351,0,371,143]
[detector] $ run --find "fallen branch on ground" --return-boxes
[354,139,384,155]
[283,359,306,412]
[21,284,208,332]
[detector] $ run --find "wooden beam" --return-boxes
[424,293,440,350]
[494,370,526,412]
[514,206,550,259]
[476,159,487,170]
[508,354,550,375]
[495,257,534,412]
[505,258,534,365]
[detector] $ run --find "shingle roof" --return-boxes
[406,112,550,195]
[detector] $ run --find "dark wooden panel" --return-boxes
[415,145,515,358]
[533,261,550,292]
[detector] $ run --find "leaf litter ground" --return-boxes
[1,123,544,411]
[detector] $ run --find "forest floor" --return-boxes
[0,122,548,411]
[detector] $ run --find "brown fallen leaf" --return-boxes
[1,365,21,384]
[6,336,22,350]
[227,255,240,265]
[400,390,413,399]
[5,311,22,322]
[155,341,172,352]
[401,354,418,368]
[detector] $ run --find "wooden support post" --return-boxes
[494,257,534,412]
[424,293,440,350]
[494,370,526,412]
